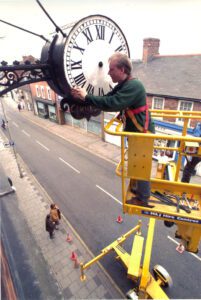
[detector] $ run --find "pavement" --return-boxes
[1,97,200,299]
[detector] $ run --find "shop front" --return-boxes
[36,100,57,122]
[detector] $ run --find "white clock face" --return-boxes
[64,15,130,96]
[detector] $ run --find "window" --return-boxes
[179,100,193,111]
[37,102,45,116]
[36,85,41,97]
[152,97,164,110]
[48,105,56,121]
[177,100,193,124]
[47,87,52,100]
[41,86,45,99]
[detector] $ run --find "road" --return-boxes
[1,104,201,298]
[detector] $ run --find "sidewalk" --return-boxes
[0,101,124,299]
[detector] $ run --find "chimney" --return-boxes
[142,38,160,63]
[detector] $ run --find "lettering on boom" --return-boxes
[141,210,201,224]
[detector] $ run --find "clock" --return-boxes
[64,14,130,96]
[41,14,130,119]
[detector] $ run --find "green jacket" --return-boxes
[85,78,155,133]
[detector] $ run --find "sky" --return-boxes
[0,0,201,63]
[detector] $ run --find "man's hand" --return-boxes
[71,87,87,101]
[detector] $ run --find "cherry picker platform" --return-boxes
[80,110,201,299]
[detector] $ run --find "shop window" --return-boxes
[48,105,57,121]
[87,119,101,135]
[65,112,73,125]
[37,102,46,116]
[153,138,177,161]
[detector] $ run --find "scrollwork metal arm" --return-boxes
[0,63,51,96]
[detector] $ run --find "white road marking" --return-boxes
[59,157,80,174]
[96,184,122,205]
[12,121,18,127]
[36,140,50,151]
[22,129,30,137]
[167,235,201,262]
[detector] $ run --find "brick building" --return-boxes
[133,38,201,129]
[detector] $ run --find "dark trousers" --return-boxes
[136,180,151,201]
[49,230,54,239]
[131,179,151,202]
[181,157,201,183]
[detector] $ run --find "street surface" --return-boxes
[1,102,201,298]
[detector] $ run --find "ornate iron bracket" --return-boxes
[0,61,51,97]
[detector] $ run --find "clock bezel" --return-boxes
[63,14,130,95]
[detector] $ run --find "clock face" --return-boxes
[63,14,130,96]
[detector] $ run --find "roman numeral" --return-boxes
[109,32,114,44]
[86,84,94,95]
[68,60,82,70]
[95,25,105,40]
[98,88,105,96]
[115,45,124,52]
[74,73,86,87]
[82,28,93,44]
[73,42,85,55]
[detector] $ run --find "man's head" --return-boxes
[108,53,132,83]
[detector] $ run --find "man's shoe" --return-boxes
[126,197,154,208]
[130,188,137,194]
[126,197,141,205]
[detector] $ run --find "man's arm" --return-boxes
[71,80,146,112]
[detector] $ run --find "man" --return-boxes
[45,214,55,239]
[71,53,155,207]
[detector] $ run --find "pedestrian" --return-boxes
[1,119,6,129]
[17,103,21,112]
[71,52,155,207]
[50,204,61,229]
[45,214,55,239]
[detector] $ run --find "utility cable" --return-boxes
[36,0,66,37]
[0,19,50,43]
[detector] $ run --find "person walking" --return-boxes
[1,119,6,129]
[71,52,155,207]
[50,204,61,229]
[17,103,21,112]
[45,214,55,239]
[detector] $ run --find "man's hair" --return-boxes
[109,53,132,75]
